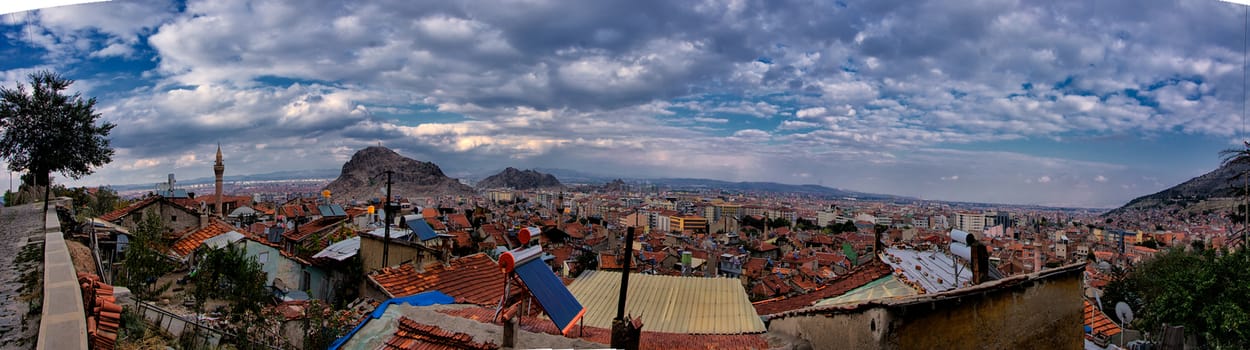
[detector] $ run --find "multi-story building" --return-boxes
[670,214,708,234]
[954,212,987,235]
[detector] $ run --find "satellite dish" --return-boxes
[1115,302,1134,325]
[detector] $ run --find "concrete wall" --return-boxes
[359,235,434,272]
[116,203,199,235]
[768,264,1084,350]
[244,240,301,288]
[38,202,89,350]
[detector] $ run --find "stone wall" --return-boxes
[767,263,1085,350]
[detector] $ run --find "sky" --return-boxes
[2,0,1249,208]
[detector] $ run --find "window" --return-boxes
[257,251,269,265]
[171,215,177,222]
[301,271,311,291]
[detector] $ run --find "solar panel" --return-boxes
[408,218,439,241]
[513,258,586,335]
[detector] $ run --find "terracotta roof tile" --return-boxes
[447,213,471,229]
[368,253,511,305]
[752,261,893,317]
[449,230,472,248]
[382,316,499,350]
[99,196,159,221]
[170,220,237,258]
[282,216,346,242]
[79,273,121,350]
[1084,300,1122,337]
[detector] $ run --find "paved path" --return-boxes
[0,204,49,349]
[34,201,88,350]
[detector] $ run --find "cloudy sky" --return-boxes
[2,0,1249,208]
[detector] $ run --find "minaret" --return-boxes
[214,144,225,219]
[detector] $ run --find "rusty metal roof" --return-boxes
[566,271,765,334]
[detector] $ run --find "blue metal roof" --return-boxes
[328,290,455,350]
[513,258,585,335]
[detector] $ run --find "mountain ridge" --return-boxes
[323,146,474,201]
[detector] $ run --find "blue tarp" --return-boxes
[514,259,585,335]
[327,290,455,350]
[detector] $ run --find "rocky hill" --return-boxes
[1110,160,1250,214]
[476,167,562,190]
[324,146,474,201]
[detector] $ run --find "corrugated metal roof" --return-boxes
[880,247,972,293]
[365,227,413,240]
[567,271,765,334]
[313,236,361,261]
[202,231,245,250]
[813,275,916,307]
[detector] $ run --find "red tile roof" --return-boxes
[449,230,472,249]
[439,306,769,350]
[170,220,237,258]
[382,316,499,350]
[422,207,439,219]
[1084,300,1122,337]
[743,257,768,277]
[447,213,471,229]
[99,196,159,221]
[282,216,346,242]
[752,261,893,317]
[368,253,511,305]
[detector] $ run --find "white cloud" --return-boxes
[1038,176,1052,183]
[1095,175,1108,183]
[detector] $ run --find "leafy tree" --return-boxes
[191,244,274,349]
[794,217,819,231]
[118,211,173,300]
[0,70,115,219]
[301,299,353,350]
[769,217,791,229]
[1103,248,1250,348]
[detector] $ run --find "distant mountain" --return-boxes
[108,168,340,192]
[646,178,906,200]
[1110,160,1250,214]
[531,168,615,184]
[324,146,474,201]
[477,167,562,190]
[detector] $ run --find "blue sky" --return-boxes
[2,0,1249,208]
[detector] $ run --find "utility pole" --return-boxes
[382,170,395,267]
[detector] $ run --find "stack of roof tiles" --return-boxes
[78,273,121,350]
[382,317,499,350]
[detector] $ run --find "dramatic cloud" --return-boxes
[3,0,1248,207]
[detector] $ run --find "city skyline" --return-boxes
[5,0,1250,208]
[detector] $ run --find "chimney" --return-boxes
[200,210,209,229]
[970,242,990,284]
[1033,247,1042,273]
[873,226,883,255]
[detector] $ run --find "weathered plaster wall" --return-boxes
[768,266,1084,350]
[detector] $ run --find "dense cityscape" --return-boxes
[5,0,1250,349]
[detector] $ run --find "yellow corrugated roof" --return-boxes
[567,271,766,334]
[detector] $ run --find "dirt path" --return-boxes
[66,240,97,276]
[0,203,49,349]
